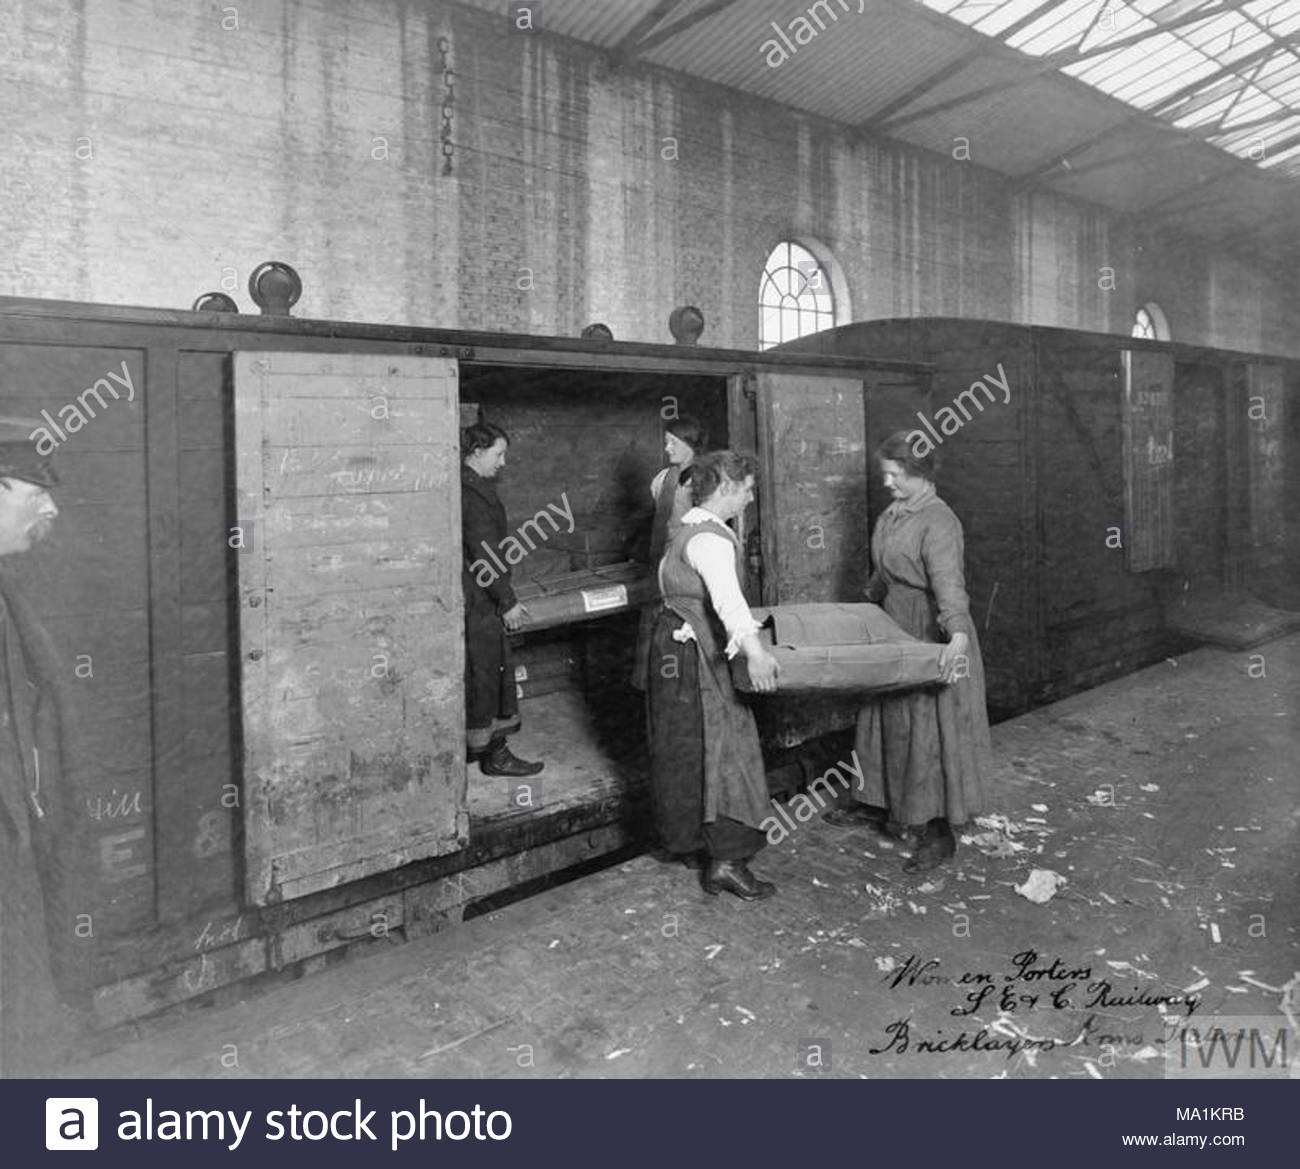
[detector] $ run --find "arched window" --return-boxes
[759,241,836,350]
[1132,302,1171,341]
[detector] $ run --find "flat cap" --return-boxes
[0,418,59,487]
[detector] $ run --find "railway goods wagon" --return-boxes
[776,319,1299,717]
[0,294,927,1030]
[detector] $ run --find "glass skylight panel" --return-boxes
[912,0,1298,174]
[954,0,1054,37]
[1186,23,1270,57]
[1070,35,1192,92]
[1011,0,1104,56]
[1259,142,1300,170]
[1112,57,1222,108]
[1176,96,1249,130]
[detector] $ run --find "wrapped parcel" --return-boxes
[511,562,657,631]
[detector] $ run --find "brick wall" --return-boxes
[1,0,1296,355]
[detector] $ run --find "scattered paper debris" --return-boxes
[862,882,903,918]
[1031,804,1049,813]
[606,1048,631,1060]
[964,831,1025,858]
[907,901,927,915]
[1107,959,1157,980]
[704,944,723,960]
[875,956,898,973]
[735,1006,756,1022]
[1014,869,1067,903]
[811,876,828,887]
[1139,783,1159,792]
[1210,923,1221,944]
[1183,977,1210,994]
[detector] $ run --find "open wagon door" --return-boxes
[753,369,874,747]
[234,352,467,905]
[755,370,872,605]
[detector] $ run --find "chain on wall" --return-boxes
[437,36,455,176]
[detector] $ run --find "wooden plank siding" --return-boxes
[1121,350,1176,573]
[233,352,466,906]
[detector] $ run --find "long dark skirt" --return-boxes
[645,610,766,860]
[464,612,520,752]
[0,834,82,1075]
[854,586,991,827]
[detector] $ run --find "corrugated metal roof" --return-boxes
[638,0,976,124]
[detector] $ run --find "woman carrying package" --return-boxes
[825,432,992,872]
[646,450,781,901]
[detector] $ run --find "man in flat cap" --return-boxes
[0,423,89,1075]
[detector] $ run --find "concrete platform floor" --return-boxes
[65,635,1298,1079]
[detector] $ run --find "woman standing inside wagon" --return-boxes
[825,432,992,872]
[632,414,708,691]
[647,450,780,900]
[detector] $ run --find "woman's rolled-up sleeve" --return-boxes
[684,531,761,658]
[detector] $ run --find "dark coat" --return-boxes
[0,574,91,1072]
[461,464,518,618]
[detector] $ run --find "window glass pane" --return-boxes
[758,241,837,350]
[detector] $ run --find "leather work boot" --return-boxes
[903,818,956,873]
[478,738,544,777]
[702,859,777,901]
